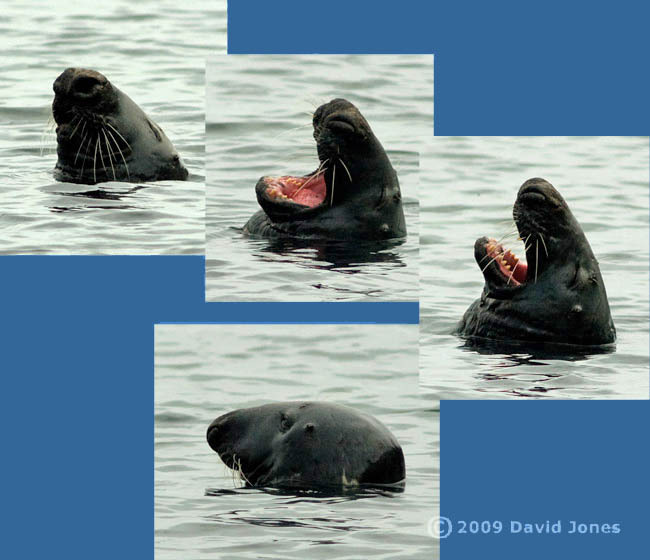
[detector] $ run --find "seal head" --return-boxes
[207,401,405,489]
[244,99,406,240]
[52,68,188,184]
[457,178,616,346]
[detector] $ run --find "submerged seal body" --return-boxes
[457,178,615,346]
[52,68,188,184]
[207,401,405,488]
[243,98,406,240]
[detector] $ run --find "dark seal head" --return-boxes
[207,401,405,488]
[52,68,188,184]
[243,98,406,240]
[457,178,616,346]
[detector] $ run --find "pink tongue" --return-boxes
[266,174,327,208]
[293,189,323,207]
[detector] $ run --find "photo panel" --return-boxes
[205,54,433,301]
[155,323,437,559]
[0,0,226,255]
[419,136,649,401]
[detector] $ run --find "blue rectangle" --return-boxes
[441,401,649,558]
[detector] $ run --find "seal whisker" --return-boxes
[105,127,131,181]
[104,120,132,151]
[274,122,312,139]
[291,159,329,198]
[338,157,352,183]
[507,259,521,285]
[330,163,336,206]
[93,134,99,184]
[101,128,116,181]
[97,132,108,180]
[535,239,539,283]
[74,130,89,165]
[539,233,549,257]
[493,229,519,247]
[40,115,57,157]
[68,115,84,139]
[236,456,252,486]
[79,133,94,179]
[481,248,508,273]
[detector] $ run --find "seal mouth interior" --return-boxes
[264,172,327,208]
[482,237,529,286]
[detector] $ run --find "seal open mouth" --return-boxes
[253,99,370,222]
[263,173,327,208]
[474,179,560,293]
[255,157,336,222]
[476,237,529,287]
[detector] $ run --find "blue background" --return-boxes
[3,1,648,558]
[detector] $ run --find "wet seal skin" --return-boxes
[456,178,616,346]
[207,401,405,489]
[243,98,406,240]
[52,68,188,184]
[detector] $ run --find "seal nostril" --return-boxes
[327,118,355,134]
[206,423,221,448]
[304,423,315,433]
[72,76,102,96]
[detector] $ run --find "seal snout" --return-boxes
[70,74,106,98]
[54,68,108,100]
[517,178,555,203]
[206,416,226,453]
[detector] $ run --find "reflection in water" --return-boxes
[205,482,405,499]
[47,184,147,212]
[52,185,146,200]
[204,483,404,530]
[249,235,406,271]
[459,336,616,363]
[458,337,618,397]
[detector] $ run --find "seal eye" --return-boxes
[279,413,293,433]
